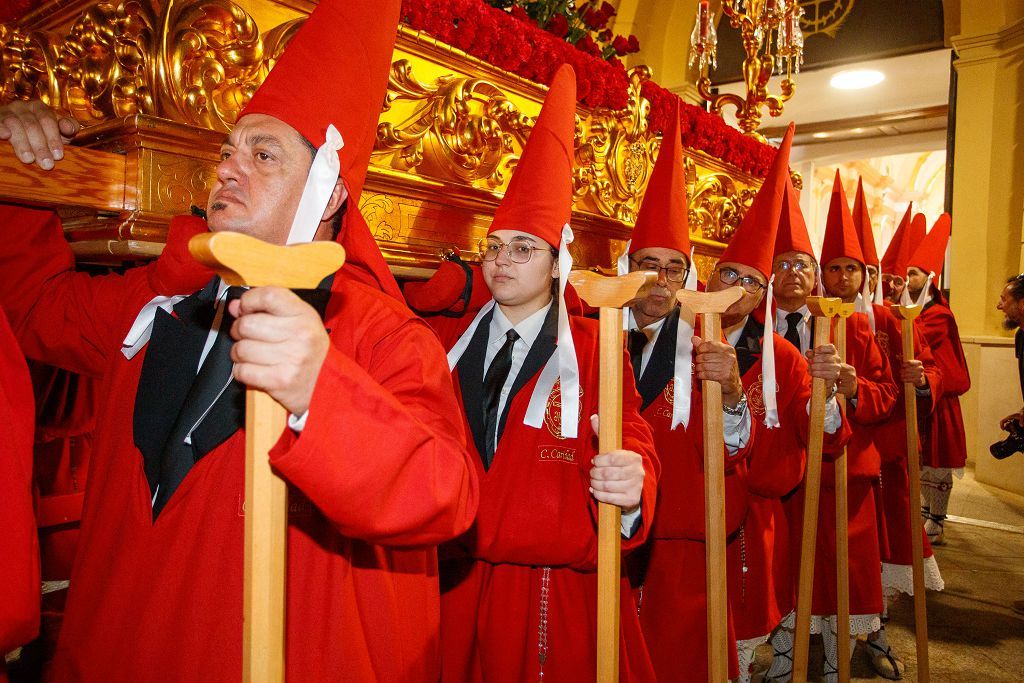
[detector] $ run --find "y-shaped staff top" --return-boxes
[675,287,744,316]
[188,231,347,288]
[568,270,657,309]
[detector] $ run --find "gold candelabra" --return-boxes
[690,0,804,139]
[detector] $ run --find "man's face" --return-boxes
[481,229,557,309]
[628,247,688,322]
[822,257,864,301]
[708,261,767,324]
[907,266,929,296]
[207,113,313,245]
[997,284,1024,330]
[867,265,879,297]
[882,272,905,303]
[772,250,817,302]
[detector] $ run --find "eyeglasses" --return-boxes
[630,257,689,283]
[881,274,905,287]
[478,238,555,264]
[775,259,814,274]
[717,267,766,294]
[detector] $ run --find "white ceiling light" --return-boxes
[812,132,831,139]
[830,69,885,90]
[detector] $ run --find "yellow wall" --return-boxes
[948,1,1024,494]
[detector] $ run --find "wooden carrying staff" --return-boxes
[567,269,656,683]
[792,295,843,683]
[676,286,745,683]
[890,303,930,682]
[189,231,346,682]
[833,302,855,683]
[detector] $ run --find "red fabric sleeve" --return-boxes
[269,319,478,547]
[844,315,899,425]
[917,306,970,397]
[0,309,40,655]
[914,325,943,416]
[0,205,145,377]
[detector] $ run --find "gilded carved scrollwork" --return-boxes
[150,152,218,215]
[574,66,655,223]
[161,0,264,131]
[0,25,59,104]
[688,173,756,242]
[375,59,531,187]
[0,0,766,261]
[59,1,157,121]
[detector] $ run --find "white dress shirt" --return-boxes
[629,311,751,453]
[489,302,642,536]
[731,315,842,434]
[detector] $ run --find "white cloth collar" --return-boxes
[490,301,551,351]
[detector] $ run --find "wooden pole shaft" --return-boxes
[834,319,850,683]
[597,308,623,683]
[701,311,729,683]
[792,317,833,683]
[902,319,930,682]
[243,389,288,683]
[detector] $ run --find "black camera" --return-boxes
[990,421,1024,460]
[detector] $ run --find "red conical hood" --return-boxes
[489,64,577,248]
[820,171,865,267]
[909,213,952,277]
[881,204,913,275]
[239,0,403,298]
[852,178,879,265]
[718,123,795,278]
[772,177,815,261]
[630,98,691,256]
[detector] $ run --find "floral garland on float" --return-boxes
[399,0,777,177]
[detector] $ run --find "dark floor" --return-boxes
[753,467,1024,682]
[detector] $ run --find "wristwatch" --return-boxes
[722,393,748,416]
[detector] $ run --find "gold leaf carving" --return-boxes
[58,1,157,121]
[375,59,529,187]
[0,25,59,105]
[151,153,217,215]
[688,173,756,242]
[359,193,401,241]
[162,0,264,131]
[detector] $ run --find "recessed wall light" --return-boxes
[812,132,831,139]
[830,69,885,90]
[851,128,864,134]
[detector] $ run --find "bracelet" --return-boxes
[722,393,748,416]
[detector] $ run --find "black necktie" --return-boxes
[482,329,519,468]
[153,286,245,517]
[628,329,648,381]
[784,311,803,352]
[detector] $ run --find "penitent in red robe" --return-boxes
[808,313,897,623]
[726,314,850,645]
[870,304,943,590]
[0,205,478,681]
[433,306,660,682]
[915,295,971,470]
[0,306,40,683]
[630,312,751,682]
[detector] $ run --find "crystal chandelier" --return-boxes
[689,0,805,138]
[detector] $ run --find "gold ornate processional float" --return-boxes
[0,0,777,281]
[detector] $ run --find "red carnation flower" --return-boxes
[510,5,531,24]
[627,34,640,53]
[546,13,569,38]
[612,35,630,56]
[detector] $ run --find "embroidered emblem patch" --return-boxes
[748,374,767,417]
[544,379,584,439]
[876,330,891,357]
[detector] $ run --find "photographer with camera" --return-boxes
[994,274,1024,458]
[995,274,1024,616]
